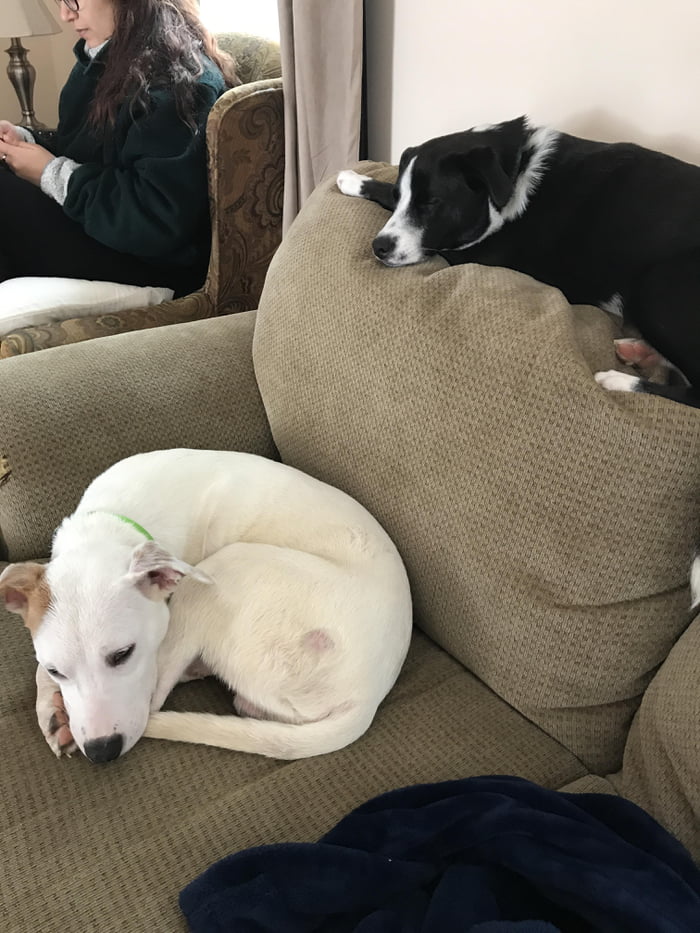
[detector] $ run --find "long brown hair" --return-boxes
[90,0,239,129]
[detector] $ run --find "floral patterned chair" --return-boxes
[0,33,283,358]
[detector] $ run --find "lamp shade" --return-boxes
[0,0,60,39]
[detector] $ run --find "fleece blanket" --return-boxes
[180,776,700,932]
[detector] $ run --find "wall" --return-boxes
[200,0,279,38]
[365,0,700,166]
[0,20,75,129]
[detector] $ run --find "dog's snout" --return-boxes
[84,734,124,763]
[372,234,396,262]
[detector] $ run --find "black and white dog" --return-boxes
[338,116,700,408]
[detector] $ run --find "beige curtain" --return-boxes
[277,0,364,233]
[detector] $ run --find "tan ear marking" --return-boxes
[0,562,51,633]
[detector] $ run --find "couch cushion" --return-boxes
[0,592,583,931]
[253,163,700,775]
[608,613,700,859]
[0,311,276,561]
[0,277,173,337]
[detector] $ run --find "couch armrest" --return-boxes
[607,613,700,858]
[0,292,215,358]
[205,77,284,315]
[0,311,277,561]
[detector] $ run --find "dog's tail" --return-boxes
[143,703,375,759]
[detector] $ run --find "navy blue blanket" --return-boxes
[180,775,700,932]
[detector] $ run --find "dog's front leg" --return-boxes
[35,664,77,758]
[150,643,203,713]
[337,171,397,211]
[178,657,212,683]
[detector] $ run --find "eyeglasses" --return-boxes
[54,0,80,12]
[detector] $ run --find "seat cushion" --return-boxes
[0,277,172,337]
[253,162,700,775]
[0,592,583,931]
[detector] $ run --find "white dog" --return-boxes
[0,450,412,763]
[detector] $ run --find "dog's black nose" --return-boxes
[372,234,396,261]
[84,734,123,763]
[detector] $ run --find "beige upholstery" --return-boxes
[609,610,700,857]
[0,607,583,930]
[0,313,276,561]
[0,160,698,930]
[254,164,700,776]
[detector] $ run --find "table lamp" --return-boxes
[0,0,60,131]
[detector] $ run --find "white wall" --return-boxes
[200,0,279,38]
[365,0,700,166]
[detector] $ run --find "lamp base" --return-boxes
[5,38,48,133]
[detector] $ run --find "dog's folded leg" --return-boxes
[594,370,643,393]
[337,170,397,211]
[614,338,665,368]
[614,338,688,386]
[595,370,700,408]
[35,664,77,758]
[179,657,212,683]
[150,646,203,713]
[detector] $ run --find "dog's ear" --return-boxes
[125,541,212,601]
[461,146,515,209]
[0,562,47,623]
[498,115,529,150]
[457,115,528,209]
[398,145,417,173]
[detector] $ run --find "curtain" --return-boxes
[277,0,364,233]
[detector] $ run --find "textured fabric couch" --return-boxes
[0,33,283,358]
[1,163,699,932]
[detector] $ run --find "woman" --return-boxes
[0,0,237,297]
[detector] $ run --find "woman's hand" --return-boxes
[0,139,54,185]
[0,120,24,145]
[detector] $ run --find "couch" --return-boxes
[1,162,699,932]
[0,33,283,358]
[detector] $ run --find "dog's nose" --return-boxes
[372,234,396,262]
[84,734,124,763]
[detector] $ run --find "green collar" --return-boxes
[90,511,154,541]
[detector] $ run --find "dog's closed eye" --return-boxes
[107,644,135,668]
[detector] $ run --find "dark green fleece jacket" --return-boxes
[51,41,226,266]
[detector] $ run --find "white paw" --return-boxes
[690,553,700,611]
[594,370,641,393]
[337,169,371,197]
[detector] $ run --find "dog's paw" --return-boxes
[37,689,78,758]
[337,169,370,197]
[614,338,666,368]
[594,370,642,393]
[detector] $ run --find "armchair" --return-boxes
[0,33,284,358]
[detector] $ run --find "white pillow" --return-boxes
[0,277,174,337]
